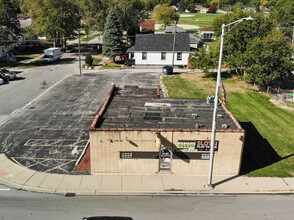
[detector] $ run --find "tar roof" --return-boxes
[91,85,241,131]
[129,33,190,52]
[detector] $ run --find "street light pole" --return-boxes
[206,17,253,189]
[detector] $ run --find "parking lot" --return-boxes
[0,69,160,173]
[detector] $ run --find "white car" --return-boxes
[0,78,4,85]
[5,71,16,80]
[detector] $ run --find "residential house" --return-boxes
[198,26,215,41]
[127,33,190,67]
[139,20,155,34]
[0,15,31,62]
[0,27,17,62]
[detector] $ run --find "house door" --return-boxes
[159,147,172,171]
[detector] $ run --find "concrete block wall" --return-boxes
[90,130,245,175]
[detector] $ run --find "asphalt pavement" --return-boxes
[0,68,162,173]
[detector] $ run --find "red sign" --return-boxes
[196,140,219,151]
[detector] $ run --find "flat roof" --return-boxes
[91,85,242,132]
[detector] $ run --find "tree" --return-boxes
[102,8,125,61]
[270,0,294,38]
[75,0,110,32]
[244,29,293,88]
[189,43,219,72]
[153,4,179,27]
[213,10,274,76]
[115,0,145,43]
[0,0,21,43]
[24,0,81,47]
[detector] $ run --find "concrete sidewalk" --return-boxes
[1,154,293,196]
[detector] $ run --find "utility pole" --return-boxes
[171,21,177,68]
[78,29,82,76]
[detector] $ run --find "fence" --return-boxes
[267,86,294,108]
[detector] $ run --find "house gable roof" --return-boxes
[198,26,214,32]
[164,25,186,33]
[131,33,190,52]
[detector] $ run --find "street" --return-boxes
[0,185,293,220]
[0,55,78,124]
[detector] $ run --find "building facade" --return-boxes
[88,85,245,176]
[127,33,190,67]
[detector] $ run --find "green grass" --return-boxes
[178,13,222,27]
[100,63,123,69]
[92,58,102,65]
[163,72,294,177]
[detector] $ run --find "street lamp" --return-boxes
[206,16,253,189]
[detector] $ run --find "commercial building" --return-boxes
[88,85,245,175]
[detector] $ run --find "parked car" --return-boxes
[82,217,133,220]
[0,78,4,85]
[1,69,16,80]
[0,69,10,84]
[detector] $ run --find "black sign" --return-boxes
[120,151,210,160]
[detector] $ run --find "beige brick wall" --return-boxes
[90,130,245,175]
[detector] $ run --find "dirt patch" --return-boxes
[270,99,294,111]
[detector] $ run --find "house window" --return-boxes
[177,52,182,61]
[161,52,166,60]
[142,52,147,60]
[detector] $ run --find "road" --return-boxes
[0,185,293,220]
[0,54,78,124]
[0,57,164,173]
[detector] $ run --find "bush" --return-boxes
[85,53,93,66]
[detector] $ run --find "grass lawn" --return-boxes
[163,72,294,177]
[100,63,123,69]
[178,13,222,27]
[92,58,102,66]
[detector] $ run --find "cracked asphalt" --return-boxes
[0,69,160,173]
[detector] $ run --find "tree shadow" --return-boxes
[157,133,191,163]
[202,70,232,80]
[239,122,282,174]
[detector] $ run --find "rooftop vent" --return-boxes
[191,113,198,119]
[222,124,229,129]
[195,123,204,128]
[206,95,215,104]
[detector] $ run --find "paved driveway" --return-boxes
[0,70,160,173]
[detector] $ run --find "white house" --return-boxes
[127,33,190,67]
[198,26,215,41]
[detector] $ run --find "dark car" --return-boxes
[82,217,133,220]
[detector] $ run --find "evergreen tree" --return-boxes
[102,8,124,61]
